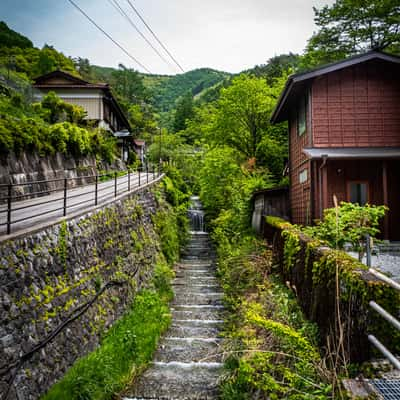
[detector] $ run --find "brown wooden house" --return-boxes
[271,51,400,240]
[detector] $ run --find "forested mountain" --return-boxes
[148,68,231,112]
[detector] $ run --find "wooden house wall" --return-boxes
[289,108,312,225]
[311,60,400,148]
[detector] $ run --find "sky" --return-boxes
[0,0,334,75]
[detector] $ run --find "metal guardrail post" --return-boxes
[114,172,117,197]
[95,175,98,206]
[368,268,400,371]
[370,301,400,331]
[128,169,131,192]
[138,167,141,187]
[146,165,149,184]
[7,184,12,234]
[63,178,67,217]
[368,334,400,370]
[153,166,155,180]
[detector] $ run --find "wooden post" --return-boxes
[382,161,389,240]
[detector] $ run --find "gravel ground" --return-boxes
[347,251,400,282]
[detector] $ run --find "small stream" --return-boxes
[188,196,206,233]
[123,196,224,399]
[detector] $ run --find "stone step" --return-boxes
[124,362,222,400]
[174,272,218,280]
[167,322,222,338]
[173,277,219,286]
[154,337,223,363]
[172,285,222,294]
[171,306,224,322]
[173,293,223,306]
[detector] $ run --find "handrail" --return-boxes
[0,164,163,235]
[368,267,400,370]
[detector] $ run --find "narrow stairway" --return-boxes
[124,198,224,400]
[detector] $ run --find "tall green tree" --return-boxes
[111,63,148,104]
[173,92,195,133]
[304,0,400,67]
[211,74,285,162]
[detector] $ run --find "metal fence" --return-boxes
[368,267,400,370]
[0,166,161,235]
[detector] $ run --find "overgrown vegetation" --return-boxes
[208,210,332,398]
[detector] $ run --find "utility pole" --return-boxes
[158,126,162,169]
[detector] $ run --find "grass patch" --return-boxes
[41,260,173,400]
[215,235,332,400]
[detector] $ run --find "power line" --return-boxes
[66,0,151,73]
[106,0,177,72]
[125,0,185,73]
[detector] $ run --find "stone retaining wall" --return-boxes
[263,216,400,363]
[0,184,165,399]
[0,152,125,201]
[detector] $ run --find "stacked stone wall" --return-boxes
[0,185,164,399]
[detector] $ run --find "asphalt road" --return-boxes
[0,171,159,236]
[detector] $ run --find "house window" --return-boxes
[348,182,368,206]
[297,95,307,136]
[299,169,308,184]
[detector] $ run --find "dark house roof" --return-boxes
[270,51,400,124]
[33,70,108,89]
[33,70,131,131]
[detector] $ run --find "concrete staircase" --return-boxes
[123,231,224,400]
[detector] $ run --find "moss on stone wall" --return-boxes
[264,215,400,363]
[0,182,181,400]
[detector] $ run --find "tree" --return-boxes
[173,92,195,133]
[73,57,92,80]
[111,64,148,104]
[305,0,400,66]
[0,21,33,49]
[210,74,285,163]
[249,53,300,84]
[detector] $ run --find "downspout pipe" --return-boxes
[319,155,328,220]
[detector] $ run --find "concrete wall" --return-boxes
[0,183,166,399]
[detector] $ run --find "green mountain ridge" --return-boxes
[91,64,231,112]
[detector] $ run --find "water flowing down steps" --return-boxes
[124,202,225,400]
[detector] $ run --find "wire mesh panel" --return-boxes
[371,379,400,399]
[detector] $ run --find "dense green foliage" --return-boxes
[303,0,400,67]
[0,90,117,161]
[0,23,76,79]
[0,21,33,49]
[150,68,231,113]
[303,201,387,259]
[172,92,195,133]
